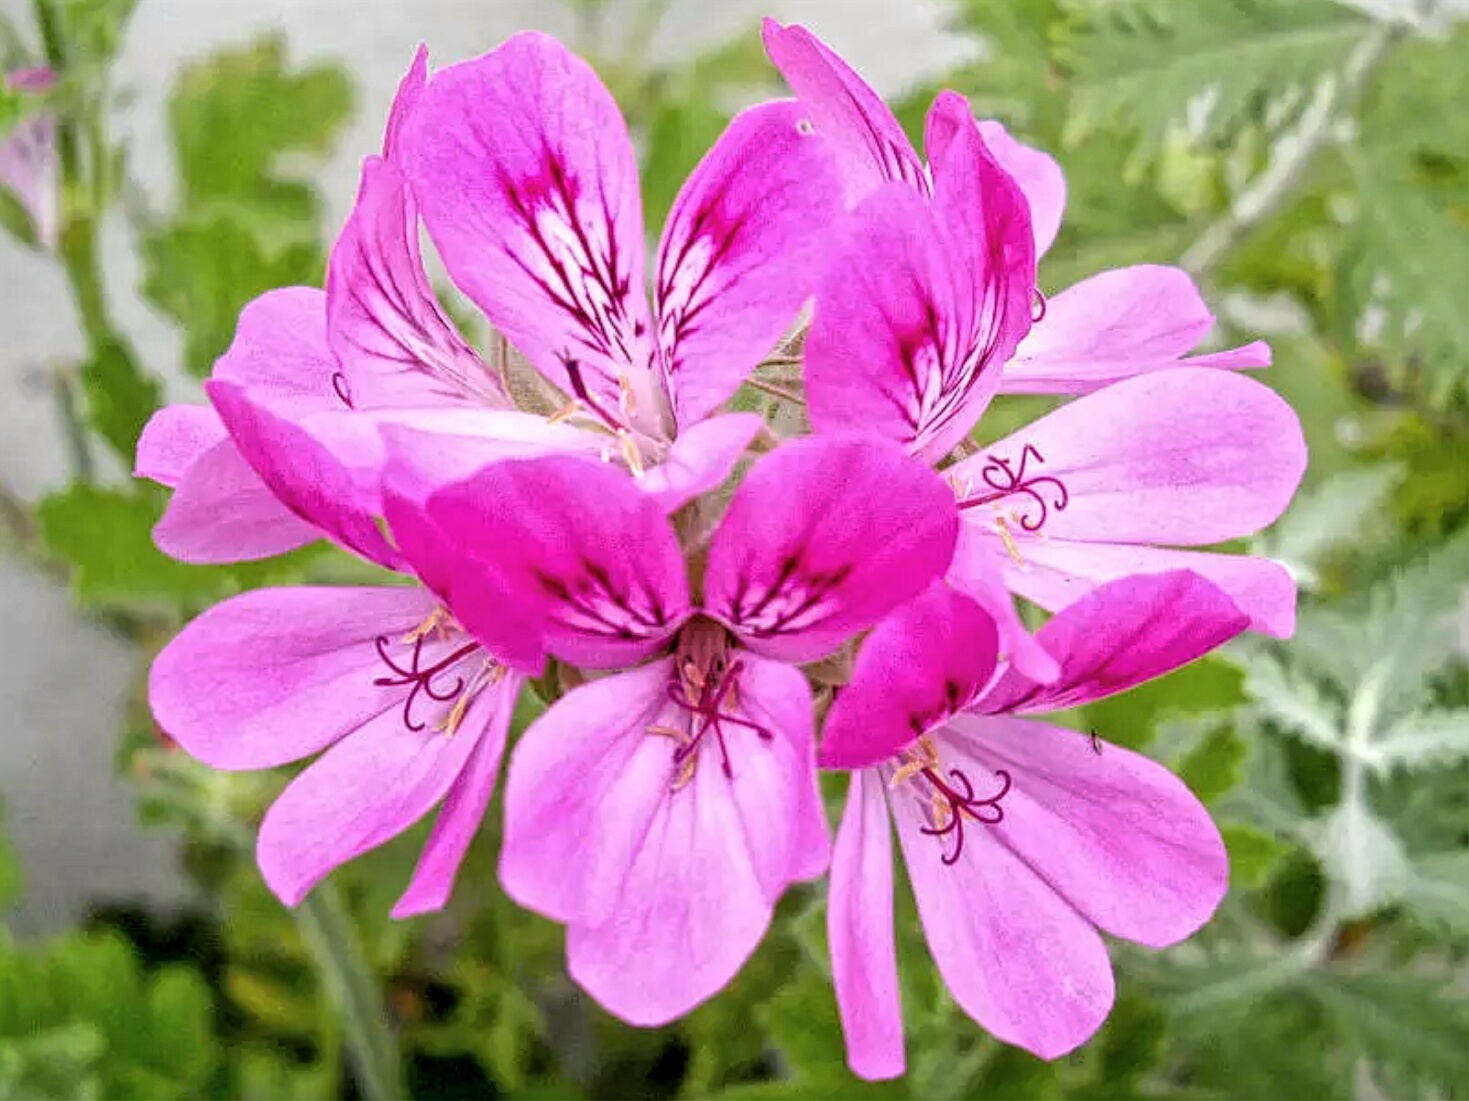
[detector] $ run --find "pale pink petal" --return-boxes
[979,571,1248,714]
[327,156,505,410]
[212,288,342,410]
[949,368,1306,546]
[391,672,520,918]
[761,20,927,204]
[134,404,227,487]
[257,699,483,907]
[383,45,428,160]
[400,32,660,433]
[1,69,59,250]
[635,412,762,514]
[152,437,321,564]
[385,455,689,673]
[1003,266,1268,395]
[829,771,905,1080]
[976,121,1065,259]
[991,534,1298,639]
[704,437,958,664]
[820,582,998,770]
[946,524,1059,685]
[149,586,437,771]
[890,770,1115,1059]
[940,713,1229,947]
[655,100,840,425]
[206,381,401,569]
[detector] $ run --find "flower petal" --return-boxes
[942,713,1229,948]
[382,45,428,160]
[149,586,438,771]
[135,404,226,487]
[384,454,689,673]
[206,380,401,569]
[327,156,505,410]
[950,368,1306,547]
[829,771,905,1080]
[1003,266,1269,395]
[891,770,1115,1059]
[820,582,999,770]
[400,32,659,432]
[704,436,958,664]
[257,697,483,907]
[635,412,762,514]
[655,100,840,425]
[212,287,341,410]
[761,20,927,204]
[979,571,1248,714]
[946,524,1059,685]
[976,121,1065,259]
[1,69,60,250]
[391,671,520,918]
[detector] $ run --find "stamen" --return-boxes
[403,606,453,644]
[435,660,504,735]
[957,443,1069,533]
[918,766,1012,865]
[373,633,480,733]
[995,515,1025,566]
[656,655,774,789]
[617,371,637,419]
[331,372,354,409]
[546,399,582,426]
[618,430,645,477]
[1031,289,1048,324]
[558,349,622,431]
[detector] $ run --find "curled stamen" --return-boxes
[659,658,774,787]
[958,442,1069,533]
[373,634,479,732]
[918,766,1012,866]
[331,371,354,409]
[1031,289,1047,324]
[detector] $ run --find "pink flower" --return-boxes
[2,68,60,251]
[380,436,960,1022]
[817,571,1244,1077]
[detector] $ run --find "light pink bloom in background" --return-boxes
[763,20,1270,400]
[1,68,60,251]
[818,571,1243,1077]
[380,436,959,1023]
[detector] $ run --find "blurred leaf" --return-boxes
[1254,462,1403,589]
[1221,822,1291,888]
[1307,798,1411,917]
[1243,651,1343,752]
[1177,725,1248,802]
[52,0,138,68]
[78,336,162,461]
[640,97,728,227]
[1404,850,1469,937]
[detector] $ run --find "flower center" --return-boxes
[890,735,1011,866]
[372,607,501,735]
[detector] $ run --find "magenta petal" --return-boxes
[761,20,927,205]
[153,437,321,564]
[206,381,401,569]
[135,404,227,487]
[149,586,437,771]
[943,714,1229,947]
[327,156,504,410]
[383,45,428,160]
[979,571,1248,714]
[705,436,959,664]
[636,412,762,514]
[257,700,483,907]
[891,771,1115,1059]
[976,121,1066,259]
[946,525,1059,685]
[387,455,689,672]
[655,100,840,425]
[829,771,905,1080]
[821,583,999,770]
[400,32,657,429]
[391,672,520,918]
[951,368,1307,547]
[212,288,341,410]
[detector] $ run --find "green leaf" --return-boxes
[53,0,138,68]
[1307,798,1411,918]
[142,967,215,1082]
[1360,708,1469,775]
[1404,850,1469,937]
[1221,822,1291,889]
[1177,724,1248,802]
[78,337,162,461]
[640,98,730,228]
[1242,651,1343,751]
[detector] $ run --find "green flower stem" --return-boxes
[294,881,410,1101]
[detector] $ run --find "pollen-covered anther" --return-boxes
[403,605,454,644]
[888,734,940,789]
[616,371,637,419]
[646,723,692,747]
[435,658,504,736]
[546,399,583,426]
[618,430,645,477]
[994,515,1025,567]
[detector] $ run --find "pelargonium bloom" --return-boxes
[1,68,59,251]
[380,436,959,1023]
[818,571,1245,1077]
[763,21,1305,652]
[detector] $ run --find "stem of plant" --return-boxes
[295,882,410,1101]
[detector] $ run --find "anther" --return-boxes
[618,430,645,477]
[995,515,1025,566]
[546,399,582,426]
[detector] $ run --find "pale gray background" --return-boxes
[0,0,974,935]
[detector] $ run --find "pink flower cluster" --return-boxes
[138,24,1306,1077]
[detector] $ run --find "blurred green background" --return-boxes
[0,0,1465,1097]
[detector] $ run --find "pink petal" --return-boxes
[976,121,1066,259]
[979,571,1248,714]
[212,288,341,411]
[761,20,927,205]
[382,45,428,160]
[890,766,1115,1059]
[941,713,1229,947]
[655,100,840,425]
[206,380,401,569]
[829,771,905,1080]
[1,69,59,250]
[1003,266,1269,395]
[391,672,520,918]
[704,436,959,664]
[149,586,438,771]
[973,517,1298,638]
[946,524,1059,685]
[327,156,505,410]
[257,696,484,907]
[153,437,321,564]
[135,404,227,487]
[385,455,689,673]
[636,412,762,514]
[950,368,1307,547]
[820,582,999,770]
[399,32,661,434]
